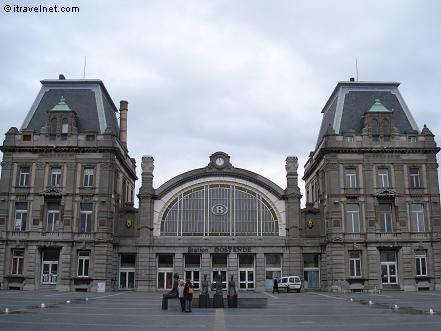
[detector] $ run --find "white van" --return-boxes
[278,276,301,292]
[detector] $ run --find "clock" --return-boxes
[215,157,225,167]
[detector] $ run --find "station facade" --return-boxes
[0,76,440,292]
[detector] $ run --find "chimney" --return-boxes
[59,74,66,80]
[119,100,128,148]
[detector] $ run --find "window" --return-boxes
[410,203,425,232]
[409,168,421,188]
[345,203,360,233]
[83,168,94,187]
[18,167,30,186]
[77,251,90,277]
[349,251,361,277]
[345,168,357,188]
[80,203,93,233]
[408,136,417,143]
[415,251,427,277]
[50,167,62,187]
[371,118,379,136]
[377,168,389,188]
[46,202,60,232]
[157,254,173,289]
[11,249,24,275]
[160,184,279,236]
[15,202,27,231]
[345,136,354,142]
[379,204,393,233]
[61,118,68,134]
[382,119,390,136]
[23,134,32,141]
[50,118,57,135]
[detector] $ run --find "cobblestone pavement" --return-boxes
[0,290,441,330]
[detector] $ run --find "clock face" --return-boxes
[215,157,225,167]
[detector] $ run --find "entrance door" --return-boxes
[380,251,398,285]
[185,254,201,289]
[304,269,320,289]
[212,254,228,290]
[239,254,255,290]
[303,254,320,289]
[119,269,135,289]
[239,269,254,289]
[119,254,136,289]
[41,250,59,285]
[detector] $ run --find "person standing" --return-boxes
[184,279,194,312]
[178,280,185,312]
[273,277,280,294]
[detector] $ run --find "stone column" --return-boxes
[285,156,302,244]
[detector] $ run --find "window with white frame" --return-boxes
[50,167,62,187]
[410,203,425,232]
[18,167,30,186]
[11,249,24,275]
[46,202,60,232]
[409,168,421,188]
[408,136,417,143]
[415,251,427,277]
[345,168,357,188]
[377,168,389,188]
[15,202,27,231]
[345,203,360,233]
[83,167,94,187]
[77,251,90,277]
[80,203,93,233]
[379,203,393,233]
[349,251,361,277]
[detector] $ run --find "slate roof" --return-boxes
[21,79,119,135]
[315,81,419,147]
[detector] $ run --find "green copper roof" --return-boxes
[367,99,391,113]
[49,96,72,112]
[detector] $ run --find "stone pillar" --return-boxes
[138,156,154,244]
[285,156,302,244]
[119,100,128,148]
[57,246,72,291]
[255,252,265,291]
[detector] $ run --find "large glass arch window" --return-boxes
[160,184,279,236]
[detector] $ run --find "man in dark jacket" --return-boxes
[273,278,280,294]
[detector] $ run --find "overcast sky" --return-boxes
[1,0,440,204]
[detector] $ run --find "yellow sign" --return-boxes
[125,218,134,228]
[306,217,314,229]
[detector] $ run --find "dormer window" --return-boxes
[364,99,394,141]
[50,118,57,135]
[61,118,69,134]
[408,136,417,143]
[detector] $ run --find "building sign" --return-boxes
[211,204,228,215]
[187,246,252,254]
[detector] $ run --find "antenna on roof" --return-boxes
[83,56,87,79]
[355,57,359,81]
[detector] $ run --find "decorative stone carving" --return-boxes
[421,124,434,136]
[0,161,12,170]
[285,156,298,174]
[141,156,154,173]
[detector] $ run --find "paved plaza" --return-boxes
[1,290,441,331]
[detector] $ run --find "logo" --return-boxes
[306,217,314,229]
[211,204,228,215]
[125,218,134,228]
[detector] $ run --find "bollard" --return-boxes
[85,297,89,301]
[368,300,373,305]
[41,303,45,308]
[350,298,353,302]
[66,300,71,304]
[429,309,435,315]
[4,308,9,314]
[393,304,399,309]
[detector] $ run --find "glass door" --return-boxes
[119,254,136,289]
[41,250,59,285]
[212,254,228,290]
[185,254,201,289]
[380,250,398,285]
[239,254,255,290]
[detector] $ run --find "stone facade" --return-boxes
[0,77,439,292]
[303,81,441,291]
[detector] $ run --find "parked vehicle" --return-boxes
[278,276,301,292]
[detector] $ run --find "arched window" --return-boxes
[61,118,69,134]
[160,184,279,237]
[371,118,378,136]
[50,118,57,135]
[382,119,390,136]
